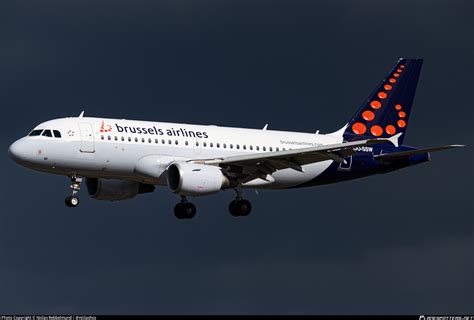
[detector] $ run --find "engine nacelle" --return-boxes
[167,162,229,196]
[86,178,155,201]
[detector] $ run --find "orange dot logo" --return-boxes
[378,92,388,99]
[395,104,402,110]
[400,65,405,68]
[397,69,402,73]
[352,122,367,135]
[385,125,396,135]
[393,73,400,77]
[99,120,112,133]
[384,84,392,90]
[370,100,382,109]
[398,111,406,118]
[362,110,375,121]
[370,125,383,136]
[397,119,406,128]
[389,78,396,83]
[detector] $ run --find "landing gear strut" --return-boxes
[65,175,82,207]
[228,188,252,217]
[174,196,196,219]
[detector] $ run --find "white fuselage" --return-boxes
[9,117,345,189]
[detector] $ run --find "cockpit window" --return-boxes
[53,130,61,138]
[42,130,53,137]
[29,129,43,136]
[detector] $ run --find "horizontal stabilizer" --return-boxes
[375,145,465,160]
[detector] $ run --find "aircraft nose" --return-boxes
[8,139,29,164]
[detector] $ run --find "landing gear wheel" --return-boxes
[65,174,82,207]
[229,200,241,217]
[174,202,197,219]
[239,199,252,216]
[65,196,80,207]
[228,199,252,217]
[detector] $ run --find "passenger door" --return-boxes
[79,123,95,153]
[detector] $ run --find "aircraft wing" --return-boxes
[374,145,465,160]
[196,138,394,181]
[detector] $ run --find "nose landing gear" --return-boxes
[65,175,82,207]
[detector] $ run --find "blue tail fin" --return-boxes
[341,58,423,145]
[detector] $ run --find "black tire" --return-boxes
[239,199,252,216]
[65,196,72,207]
[184,203,196,219]
[65,196,79,207]
[174,203,186,219]
[228,200,241,217]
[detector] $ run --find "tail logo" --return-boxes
[99,120,112,133]
[351,64,408,137]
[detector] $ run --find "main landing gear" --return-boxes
[228,189,252,217]
[174,196,196,219]
[65,175,82,208]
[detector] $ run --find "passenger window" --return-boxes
[168,140,172,145]
[185,141,189,146]
[121,136,125,141]
[128,137,132,142]
[155,139,159,144]
[196,141,199,147]
[276,147,279,152]
[269,147,273,152]
[108,136,111,141]
[230,144,233,149]
[210,142,213,148]
[42,130,53,137]
[263,146,266,151]
[175,140,178,145]
[217,143,220,148]
[236,144,240,150]
[141,138,145,143]
[250,145,253,151]
[223,143,227,148]
[114,136,118,141]
[203,142,207,147]
[134,137,138,142]
[256,146,260,151]
[28,129,43,136]
[243,145,246,150]
[101,135,104,140]
[53,130,61,138]
[162,139,165,144]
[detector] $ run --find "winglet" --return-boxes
[263,124,268,130]
[387,132,403,147]
[78,111,85,118]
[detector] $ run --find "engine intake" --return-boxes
[86,178,155,201]
[167,162,229,196]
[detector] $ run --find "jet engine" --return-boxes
[86,178,155,201]
[167,162,229,196]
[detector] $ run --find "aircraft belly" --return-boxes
[269,160,334,188]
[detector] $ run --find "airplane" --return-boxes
[8,58,464,219]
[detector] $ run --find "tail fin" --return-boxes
[339,58,423,145]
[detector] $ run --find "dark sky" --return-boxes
[1,0,473,314]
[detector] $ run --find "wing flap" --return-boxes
[374,145,465,160]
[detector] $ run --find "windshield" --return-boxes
[42,130,52,137]
[28,129,43,136]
